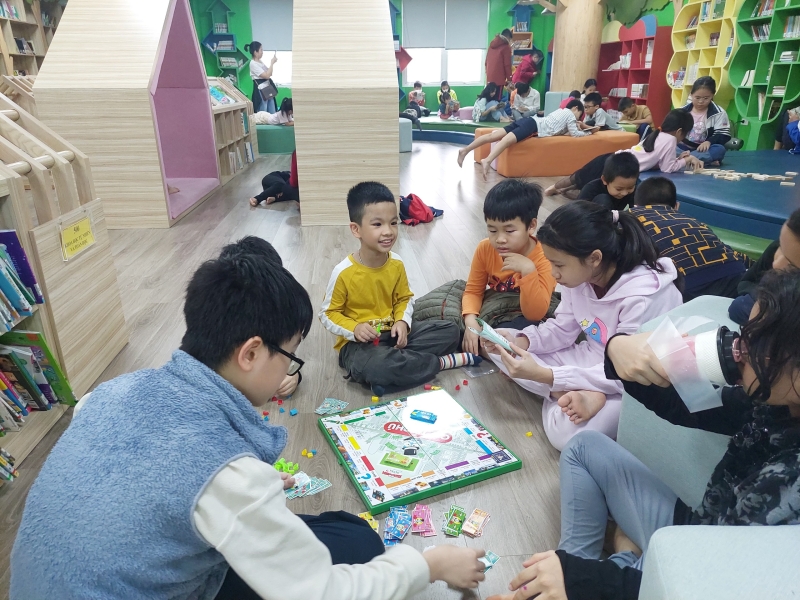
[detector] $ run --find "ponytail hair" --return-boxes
[538,200,663,289]
[642,109,694,152]
[244,41,262,57]
[280,97,293,115]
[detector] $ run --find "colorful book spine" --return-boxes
[0,349,48,410]
[5,346,56,405]
[0,369,30,414]
[0,331,76,405]
[0,231,44,304]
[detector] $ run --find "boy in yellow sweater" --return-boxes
[320,182,481,396]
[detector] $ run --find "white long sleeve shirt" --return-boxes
[513,90,540,114]
[193,456,430,600]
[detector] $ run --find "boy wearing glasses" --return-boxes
[11,238,486,599]
[320,182,482,398]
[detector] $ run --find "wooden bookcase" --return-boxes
[0,0,63,78]
[0,94,127,466]
[667,0,745,108]
[730,0,800,149]
[207,76,255,185]
[596,25,673,126]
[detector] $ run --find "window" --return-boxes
[270,51,292,85]
[403,48,443,85]
[402,0,487,86]
[446,49,483,84]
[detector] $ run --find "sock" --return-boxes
[439,353,482,370]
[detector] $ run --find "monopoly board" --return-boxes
[318,390,522,514]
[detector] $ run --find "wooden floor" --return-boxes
[0,142,569,599]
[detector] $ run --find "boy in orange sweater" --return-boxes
[462,180,556,355]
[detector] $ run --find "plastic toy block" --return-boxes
[262,415,269,422]
[279,407,285,413]
[431,385,442,390]
[455,385,461,391]
[311,449,317,455]
[302,449,308,456]
[307,454,313,459]
[371,395,379,403]
[264,411,269,416]
[262,411,267,415]
[463,380,468,385]
[289,408,298,416]
[423,384,432,390]
[272,396,278,402]
[526,431,533,437]
[373,338,380,346]
[278,400,284,405]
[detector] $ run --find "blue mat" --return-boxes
[639,151,799,239]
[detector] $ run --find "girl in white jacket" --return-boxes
[484,202,682,450]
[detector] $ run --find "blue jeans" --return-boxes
[678,142,726,164]
[559,431,678,569]
[479,101,505,122]
[256,96,277,114]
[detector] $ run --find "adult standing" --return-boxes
[485,29,513,101]
[245,41,278,114]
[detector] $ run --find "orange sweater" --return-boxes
[462,238,556,321]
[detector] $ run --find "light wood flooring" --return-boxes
[0,142,569,599]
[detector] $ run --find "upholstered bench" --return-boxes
[256,125,296,155]
[472,128,639,177]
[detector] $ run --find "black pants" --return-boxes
[776,110,796,151]
[339,320,459,392]
[254,171,298,204]
[214,511,384,599]
[683,272,743,303]
[572,152,612,190]
[592,193,632,212]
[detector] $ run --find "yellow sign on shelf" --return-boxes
[60,217,96,261]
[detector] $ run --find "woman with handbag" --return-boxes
[245,41,278,114]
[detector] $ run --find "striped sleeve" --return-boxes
[567,114,591,137]
[390,253,414,326]
[318,258,358,342]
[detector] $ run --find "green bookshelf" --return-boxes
[729,0,800,149]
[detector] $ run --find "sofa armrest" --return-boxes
[640,525,800,600]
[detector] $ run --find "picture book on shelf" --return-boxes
[0,331,75,405]
[0,348,48,411]
[0,372,27,417]
[0,231,43,304]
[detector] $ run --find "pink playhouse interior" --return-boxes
[151,0,220,220]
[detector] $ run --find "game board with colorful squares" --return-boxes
[318,389,522,514]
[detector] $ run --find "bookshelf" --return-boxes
[0,93,127,466]
[730,0,800,149]
[207,76,255,184]
[596,25,674,126]
[200,0,248,88]
[0,0,64,78]
[667,0,745,108]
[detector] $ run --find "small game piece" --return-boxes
[279,407,285,413]
[307,454,313,459]
[423,384,432,390]
[272,396,278,402]
[526,431,533,437]
[431,385,442,390]
[262,415,269,422]
[410,409,437,424]
[311,449,317,455]
[372,395,379,403]
[463,380,468,385]
[781,182,795,186]
[786,171,798,176]
[302,449,308,456]
[264,411,269,416]
[278,399,283,405]
[289,408,298,416]
[455,385,461,391]
[262,411,267,415]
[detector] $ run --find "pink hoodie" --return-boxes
[517,258,682,396]
[619,132,687,173]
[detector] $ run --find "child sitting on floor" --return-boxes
[574,152,639,210]
[11,238,486,600]
[250,151,299,206]
[459,180,557,355]
[320,182,481,397]
[631,177,748,301]
[482,201,682,450]
[617,96,653,138]
[254,97,294,126]
[438,92,460,120]
[678,76,731,166]
[582,92,622,131]
[458,100,592,180]
[511,82,540,121]
[545,109,703,198]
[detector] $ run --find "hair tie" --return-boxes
[611,210,620,224]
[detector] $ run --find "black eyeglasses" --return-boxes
[268,344,304,375]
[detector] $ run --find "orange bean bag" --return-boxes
[472,128,640,178]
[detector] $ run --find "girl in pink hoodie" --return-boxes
[484,201,682,450]
[545,110,704,199]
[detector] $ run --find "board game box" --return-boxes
[318,390,522,514]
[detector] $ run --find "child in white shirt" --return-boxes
[512,82,540,121]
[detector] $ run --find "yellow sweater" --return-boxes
[319,253,415,351]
